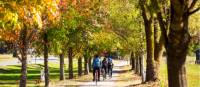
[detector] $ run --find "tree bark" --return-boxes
[13,43,18,58]
[19,28,28,87]
[154,18,165,81]
[43,33,49,87]
[84,52,89,75]
[130,57,132,66]
[78,57,82,76]
[59,53,65,80]
[144,19,156,81]
[68,47,73,79]
[139,54,143,76]
[131,52,135,70]
[135,55,140,75]
[140,54,145,82]
[135,56,138,73]
[133,53,137,71]
[166,1,190,86]
[88,56,92,72]
[140,2,156,81]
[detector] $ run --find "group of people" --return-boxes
[92,54,114,81]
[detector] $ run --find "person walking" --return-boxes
[107,55,113,78]
[102,57,108,79]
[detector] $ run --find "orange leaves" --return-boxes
[10,1,17,8]
[59,0,68,12]
[0,30,19,42]
[39,0,61,28]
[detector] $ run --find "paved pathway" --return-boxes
[53,60,141,87]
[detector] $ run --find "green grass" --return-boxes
[0,62,79,87]
[159,56,200,87]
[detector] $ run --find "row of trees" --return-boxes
[111,0,199,87]
[138,0,200,87]
[1,0,127,87]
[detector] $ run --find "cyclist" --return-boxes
[102,57,108,79]
[107,55,113,78]
[92,54,101,81]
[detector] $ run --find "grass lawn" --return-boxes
[0,62,79,87]
[159,56,200,87]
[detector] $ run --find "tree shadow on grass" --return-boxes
[0,63,79,86]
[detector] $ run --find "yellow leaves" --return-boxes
[2,10,18,31]
[10,1,17,8]
[17,7,25,18]
[3,11,18,23]
[35,12,42,28]
[15,23,21,31]
[0,0,61,43]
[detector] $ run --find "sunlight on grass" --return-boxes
[0,61,79,87]
[159,56,200,87]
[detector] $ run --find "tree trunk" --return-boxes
[13,43,18,58]
[59,53,65,80]
[130,52,132,66]
[43,33,49,87]
[84,53,89,75]
[140,1,156,81]
[68,47,73,79]
[135,56,138,73]
[78,57,82,76]
[130,57,132,66]
[140,54,145,82]
[88,56,92,72]
[135,55,140,75]
[145,21,156,81]
[131,52,135,70]
[19,29,28,87]
[139,54,142,76]
[166,2,190,86]
[154,18,164,81]
[133,53,137,71]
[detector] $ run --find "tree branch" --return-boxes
[189,0,198,10]
[189,7,200,15]
[112,29,129,43]
[140,0,149,22]
[157,12,168,48]
[27,29,37,43]
[17,55,22,63]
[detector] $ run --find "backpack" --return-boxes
[93,57,101,67]
[108,57,112,66]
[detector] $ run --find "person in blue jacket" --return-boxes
[92,54,102,81]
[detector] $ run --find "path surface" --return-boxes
[53,60,141,87]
